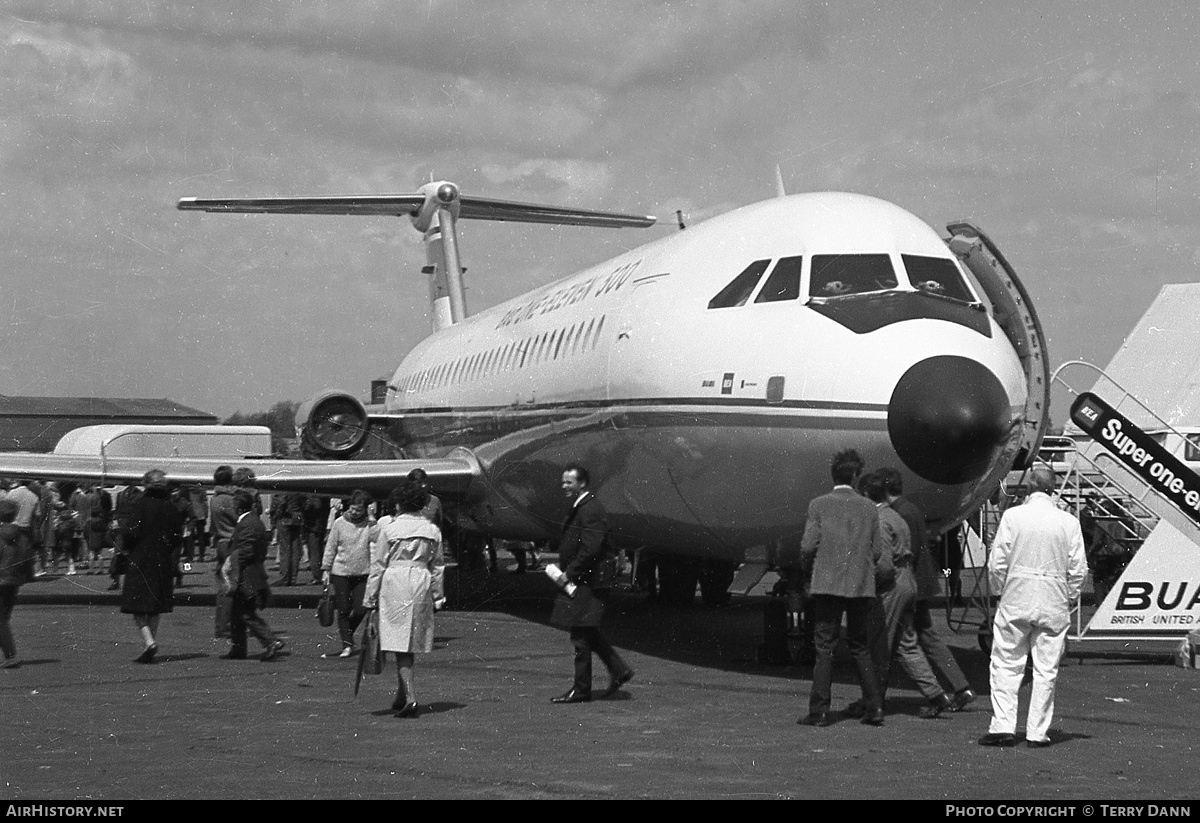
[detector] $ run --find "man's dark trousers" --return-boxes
[229,592,276,654]
[570,626,629,694]
[276,524,303,584]
[809,594,882,716]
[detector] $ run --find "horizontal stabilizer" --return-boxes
[177,194,427,217]
[178,192,655,228]
[457,195,655,228]
[0,453,479,501]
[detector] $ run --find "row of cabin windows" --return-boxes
[707,253,976,309]
[397,315,608,396]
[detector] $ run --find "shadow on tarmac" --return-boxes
[19,558,1169,702]
[9,657,59,667]
[155,652,210,663]
[445,563,999,708]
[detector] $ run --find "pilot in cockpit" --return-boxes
[820,280,851,295]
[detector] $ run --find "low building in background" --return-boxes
[0,396,218,452]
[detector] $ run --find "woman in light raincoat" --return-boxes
[363,478,444,718]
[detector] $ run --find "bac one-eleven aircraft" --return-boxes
[0,180,1050,604]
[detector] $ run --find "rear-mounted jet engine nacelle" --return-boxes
[296,390,370,459]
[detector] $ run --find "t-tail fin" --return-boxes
[179,182,655,331]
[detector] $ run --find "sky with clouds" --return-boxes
[2,1,1198,422]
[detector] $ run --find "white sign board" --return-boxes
[1086,519,1200,637]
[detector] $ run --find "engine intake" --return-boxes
[296,390,370,459]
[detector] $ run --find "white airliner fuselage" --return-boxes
[0,184,1048,599]
[377,193,1031,557]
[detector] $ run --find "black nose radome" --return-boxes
[888,355,1011,485]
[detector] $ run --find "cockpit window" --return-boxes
[754,256,803,303]
[708,259,770,309]
[809,254,897,298]
[902,255,976,303]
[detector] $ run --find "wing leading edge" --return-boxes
[0,452,479,500]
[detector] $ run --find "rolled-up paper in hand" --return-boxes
[545,563,577,597]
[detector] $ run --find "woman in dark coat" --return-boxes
[119,469,184,663]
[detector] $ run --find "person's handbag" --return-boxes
[361,610,384,676]
[110,549,129,578]
[317,583,335,627]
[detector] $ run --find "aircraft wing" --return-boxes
[0,452,479,500]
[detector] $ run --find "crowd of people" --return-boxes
[792,448,1087,748]
[795,449,976,727]
[0,453,1089,742]
[0,465,449,716]
[0,477,212,588]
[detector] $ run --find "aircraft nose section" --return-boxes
[888,355,1012,485]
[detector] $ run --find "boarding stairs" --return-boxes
[950,361,1200,645]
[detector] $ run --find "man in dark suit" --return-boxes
[302,494,330,586]
[798,448,886,727]
[224,490,285,662]
[549,464,633,704]
[270,491,305,586]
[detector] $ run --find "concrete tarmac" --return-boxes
[3,561,1197,800]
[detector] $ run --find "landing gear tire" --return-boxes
[978,622,992,654]
[698,560,736,607]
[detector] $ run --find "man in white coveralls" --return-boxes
[980,466,1087,748]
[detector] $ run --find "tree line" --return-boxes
[223,400,300,457]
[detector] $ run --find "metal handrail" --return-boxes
[1054,359,1200,452]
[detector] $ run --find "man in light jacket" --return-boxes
[798,448,885,727]
[981,467,1086,748]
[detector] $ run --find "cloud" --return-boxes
[1,0,1198,419]
[10,1,829,86]
[479,159,614,202]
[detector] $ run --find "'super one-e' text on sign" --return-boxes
[1070,392,1200,526]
